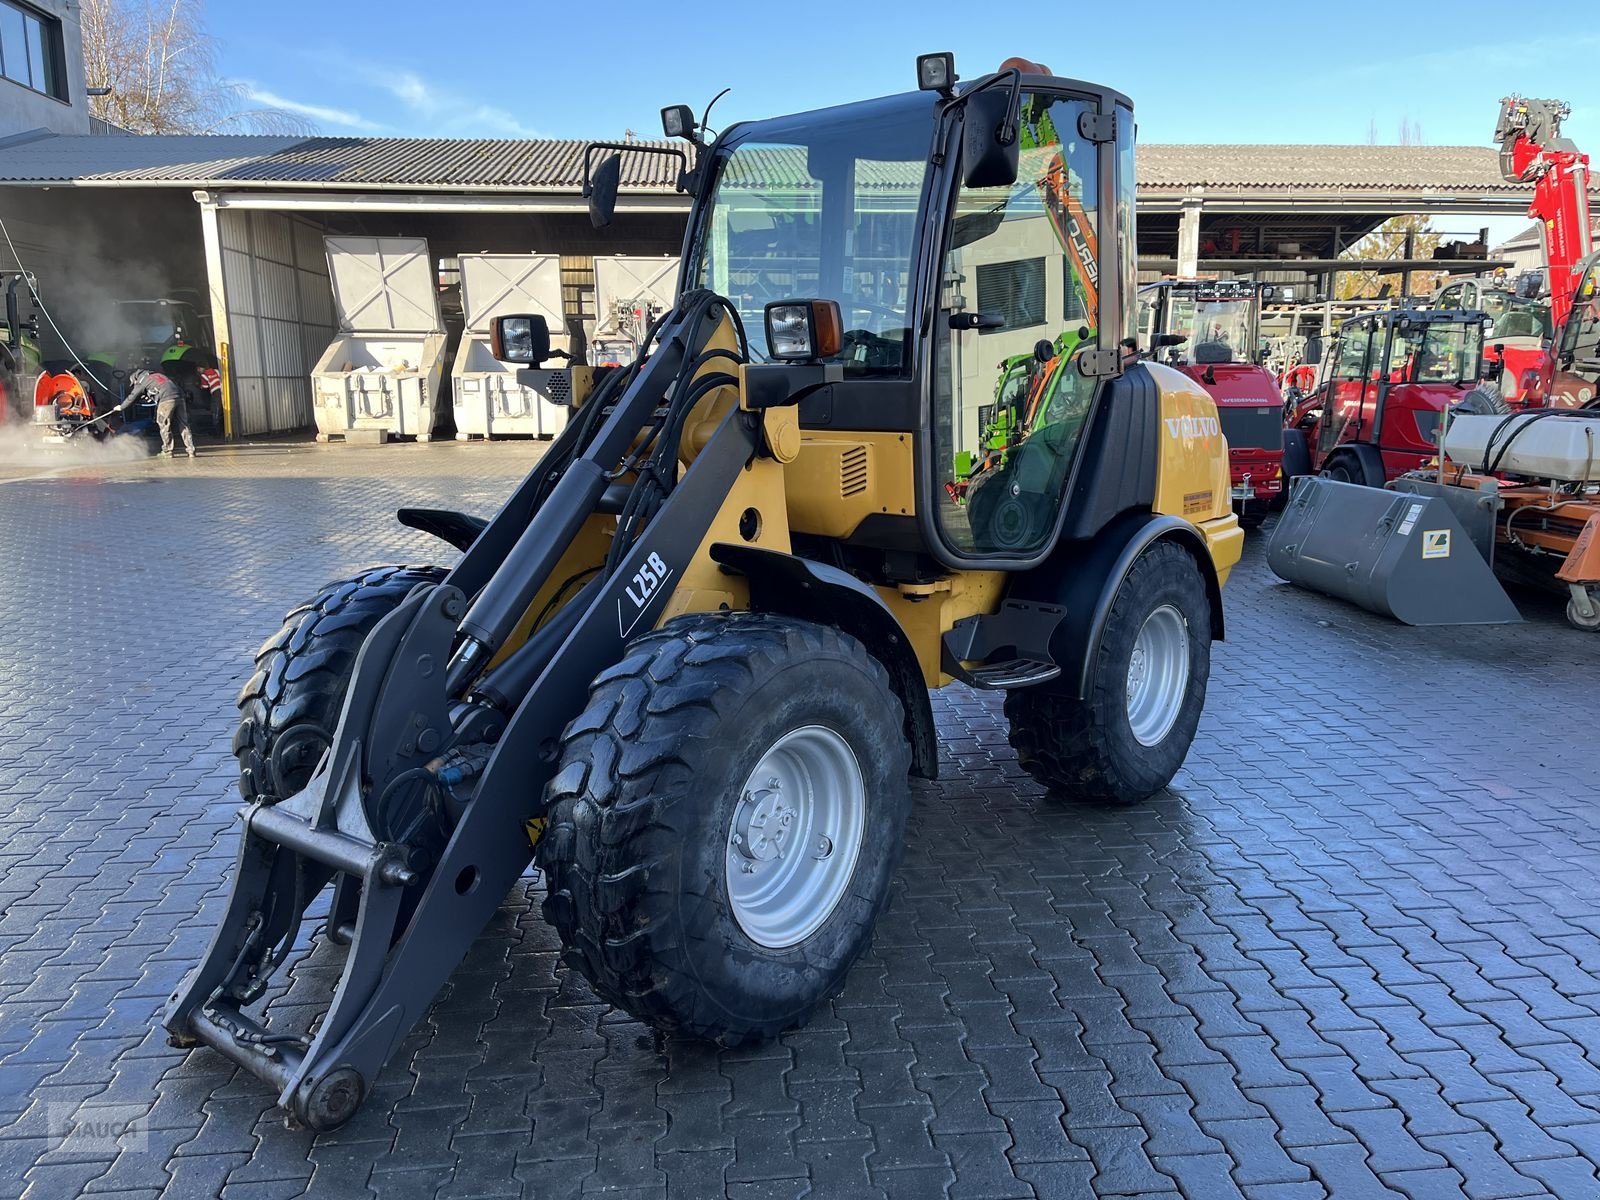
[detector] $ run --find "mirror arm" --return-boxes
[581,141,691,196]
[948,67,1023,145]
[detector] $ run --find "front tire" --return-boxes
[1453,383,1510,416]
[1320,452,1367,486]
[233,565,448,803]
[1005,540,1211,805]
[538,612,913,1043]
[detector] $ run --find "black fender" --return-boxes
[397,507,488,552]
[1332,443,1386,488]
[1281,428,1313,479]
[1011,512,1225,700]
[710,543,937,780]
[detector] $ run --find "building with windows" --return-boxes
[0,0,85,136]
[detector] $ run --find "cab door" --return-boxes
[1318,322,1374,458]
[931,89,1120,561]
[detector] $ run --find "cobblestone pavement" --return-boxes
[3,441,1600,1199]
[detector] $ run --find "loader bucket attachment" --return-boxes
[1267,476,1521,625]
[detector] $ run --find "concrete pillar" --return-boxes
[1177,193,1204,278]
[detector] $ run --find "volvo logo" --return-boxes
[1164,415,1221,439]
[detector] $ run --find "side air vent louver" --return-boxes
[841,445,869,497]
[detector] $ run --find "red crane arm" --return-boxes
[1496,97,1593,331]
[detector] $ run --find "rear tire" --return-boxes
[538,612,912,1043]
[233,565,448,803]
[1005,540,1210,805]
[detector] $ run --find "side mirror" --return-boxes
[1034,339,1054,363]
[1154,332,1187,349]
[585,153,622,229]
[961,88,1020,190]
[490,314,551,365]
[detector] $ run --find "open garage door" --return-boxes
[219,211,335,435]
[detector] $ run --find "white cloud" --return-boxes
[360,65,538,137]
[241,85,383,132]
[384,72,437,115]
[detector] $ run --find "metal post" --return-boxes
[193,192,235,439]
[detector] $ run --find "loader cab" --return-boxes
[681,73,1137,569]
[1435,278,1553,404]
[1310,308,1490,484]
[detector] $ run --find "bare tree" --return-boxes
[82,0,310,134]
[1337,215,1443,299]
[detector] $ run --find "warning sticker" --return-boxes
[1397,502,1426,536]
[1422,529,1451,559]
[1183,490,1214,515]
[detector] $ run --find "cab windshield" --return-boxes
[117,303,180,346]
[1163,297,1255,365]
[688,93,935,374]
[1389,320,1485,384]
[1480,291,1552,340]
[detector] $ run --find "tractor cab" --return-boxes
[102,298,223,433]
[1138,279,1285,524]
[1291,307,1491,486]
[1434,276,1553,404]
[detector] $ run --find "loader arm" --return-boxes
[162,292,771,1130]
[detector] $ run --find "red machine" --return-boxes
[1282,307,1495,486]
[1493,97,1598,407]
[1139,279,1283,525]
[1432,276,1552,404]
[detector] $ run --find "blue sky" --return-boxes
[214,1,1597,149]
[210,0,1598,237]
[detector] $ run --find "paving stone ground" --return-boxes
[2,439,1600,1200]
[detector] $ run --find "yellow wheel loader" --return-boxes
[162,55,1242,1130]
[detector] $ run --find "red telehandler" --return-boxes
[1493,97,1598,408]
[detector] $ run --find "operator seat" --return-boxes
[1193,341,1234,364]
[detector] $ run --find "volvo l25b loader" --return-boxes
[162,55,1242,1131]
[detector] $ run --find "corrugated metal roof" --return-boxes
[1138,143,1536,191]
[0,132,1574,195]
[0,134,688,189]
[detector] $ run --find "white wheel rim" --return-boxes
[725,725,866,948]
[1125,604,1190,747]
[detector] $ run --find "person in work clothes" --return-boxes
[124,367,196,457]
